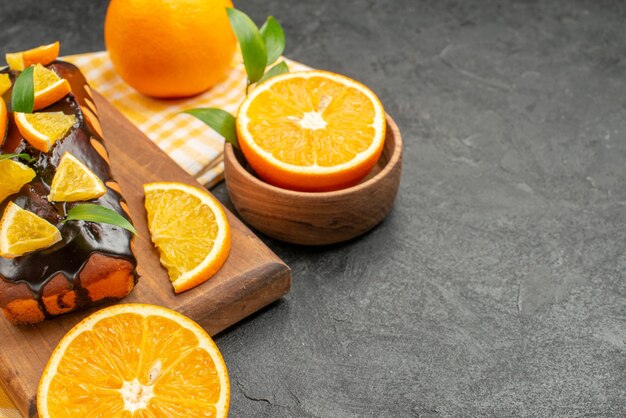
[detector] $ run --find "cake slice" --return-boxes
[0,54,137,325]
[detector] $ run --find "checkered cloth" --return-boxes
[0,389,18,418]
[0,51,309,417]
[64,51,308,188]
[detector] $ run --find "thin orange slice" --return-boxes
[0,202,61,258]
[236,70,387,192]
[0,97,7,143]
[14,111,76,152]
[0,158,36,203]
[143,182,231,293]
[32,64,71,110]
[48,152,106,202]
[0,74,11,96]
[37,303,230,418]
[5,41,60,71]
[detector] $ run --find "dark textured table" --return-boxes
[2,1,625,416]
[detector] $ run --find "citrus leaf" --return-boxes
[260,16,285,65]
[227,8,267,84]
[183,108,238,147]
[0,153,34,163]
[259,61,289,84]
[11,66,34,113]
[64,204,136,235]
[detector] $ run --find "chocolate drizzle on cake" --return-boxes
[0,61,137,316]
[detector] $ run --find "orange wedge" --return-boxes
[143,182,231,293]
[48,152,106,202]
[236,70,387,192]
[14,111,76,152]
[0,74,11,96]
[37,303,230,418]
[32,64,71,110]
[0,202,61,258]
[5,41,60,71]
[0,159,36,204]
[0,97,7,143]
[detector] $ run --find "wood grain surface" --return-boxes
[0,91,291,417]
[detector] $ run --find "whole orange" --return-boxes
[104,0,237,98]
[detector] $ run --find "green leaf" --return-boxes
[0,153,34,163]
[227,8,267,84]
[11,66,34,113]
[259,61,289,84]
[64,204,136,235]
[183,108,238,147]
[260,16,285,65]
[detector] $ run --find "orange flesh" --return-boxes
[6,42,60,71]
[46,312,223,416]
[0,98,6,143]
[32,64,71,110]
[246,76,378,167]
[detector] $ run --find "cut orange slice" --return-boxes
[0,74,11,96]
[5,41,60,71]
[14,111,76,152]
[0,201,61,258]
[0,97,7,143]
[236,70,386,192]
[32,64,71,110]
[48,152,106,202]
[0,158,36,204]
[37,303,230,418]
[144,182,231,293]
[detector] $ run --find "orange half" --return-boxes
[37,303,230,418]
[236,70,386,192]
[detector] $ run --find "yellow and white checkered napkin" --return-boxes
[63,51,309,188]
[0,388,19,418]
[0,51,310,417]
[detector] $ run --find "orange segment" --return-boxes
[5,41,60,71]
[14,111,76,152]
[0,158,36,203]
[32,64,72,110]
[48,152,106,202]
[143,182,231,293]
[236,70,386,192]
[0,74,11,96]
[37,304,230,418]
[0,202,61,258]
[0,97,7,143]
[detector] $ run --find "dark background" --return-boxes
[2,0,626,416]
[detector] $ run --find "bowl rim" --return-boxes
[224,113,403,199]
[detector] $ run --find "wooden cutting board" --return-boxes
[0,92,291,417]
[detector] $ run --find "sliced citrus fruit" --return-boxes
[144,182,231,293]
[0,74,11,96]
[32,64,72,110]
[0,158,36,203]
[0,97,7,143]
[0,201,61,258]
[236,70,387,192]
[5,41,60,71]
[48,152,106,202]
[14,111,76,152]
[37,303,230,418]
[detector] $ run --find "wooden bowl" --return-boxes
[224,114,402,245]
